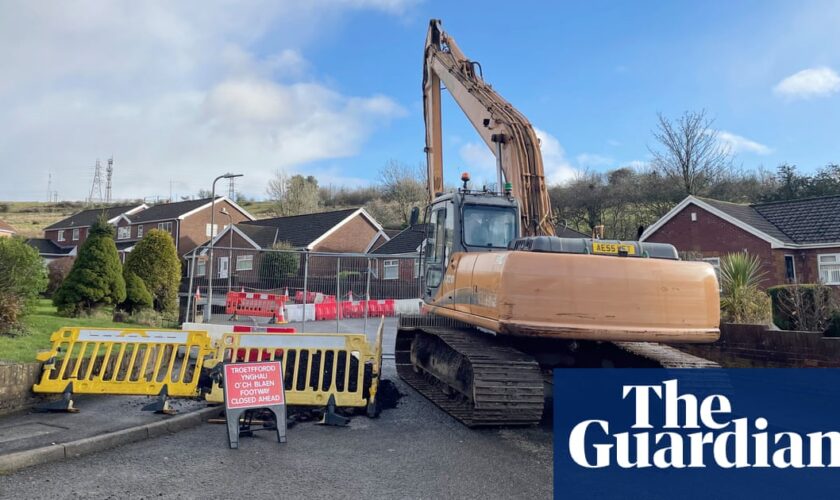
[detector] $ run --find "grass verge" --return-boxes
[0,299,136,363]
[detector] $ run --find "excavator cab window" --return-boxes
[423,201,454,290]
[463,205,517,248]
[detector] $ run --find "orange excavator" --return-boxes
[395,20,721,426]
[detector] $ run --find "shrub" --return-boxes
[46,257,75,297]
[119,270,153,313]
[719,252,771,324]
[53,217,126,316]
[0,293,26,336]
[260,241,300,278]
[767,284,838,332]
[127,309,177,328]
[0,237,48,335]
[124,229,181,315]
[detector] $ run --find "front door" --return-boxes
[219,257,229,279]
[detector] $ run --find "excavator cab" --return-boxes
[421,190,519,302]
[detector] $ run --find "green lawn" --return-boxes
[0,299,137,363]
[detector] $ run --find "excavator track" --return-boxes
[396,316,726,427]
[396,316,544,427]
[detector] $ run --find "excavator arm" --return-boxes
[423,19,555,236]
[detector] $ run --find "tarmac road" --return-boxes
[0,362,553,499]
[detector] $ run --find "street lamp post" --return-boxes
[221,207,234,295]
[206,173,243,322]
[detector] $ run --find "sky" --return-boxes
[0,0,838,202]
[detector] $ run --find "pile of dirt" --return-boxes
[375,379,404,410]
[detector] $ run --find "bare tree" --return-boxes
[267,170,320,216]
[379,160,428,227]
[649,110,731,196]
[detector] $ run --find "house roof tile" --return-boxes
[752,195,840,244]
[26,238,74,256]
[373,224,428,255]
[699,198,795,244]
[129,198,215,223]
[240,208,361,248]
[45,204,144,230]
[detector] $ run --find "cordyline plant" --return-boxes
[719,252,771,324]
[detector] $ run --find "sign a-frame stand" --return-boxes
[223,361,287,449]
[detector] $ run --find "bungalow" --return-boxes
[640,195,840,288]
[191,207,388,280]
[371,223,428,280]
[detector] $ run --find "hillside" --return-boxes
[0,201,89,238]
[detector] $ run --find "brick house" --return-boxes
[371,223,428,281]
[27,204,147,261]
[640,195,840,287]
[0,218,15,238]
[111,196,254,259]
[29,197,253,262]
[190,207,388,280]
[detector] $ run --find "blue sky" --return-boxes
[0,0,838,201]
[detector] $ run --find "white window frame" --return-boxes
[158,221,173,232]
[72,228,80,241]
[413,258,420,279]
[818,253,840,285]
[57,230,65,242]
[206,223,219,237]
[196,258,206,277]
[236,254,254,271]
[384,259,399,280]
[117,226,130,240]
[137,225,144,238]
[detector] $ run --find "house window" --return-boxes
[158,221,173,233]
[236,255,253,271]
[72,228,80,241]
[413,258,420,279]
[784,255,796,283]
[384,260,399,280]
[818,254,840,285]
[703,257,721,282]
[206,223,219,237]
[196,259,206,277]
[57,230,65,242]
[117,226,130,240]
[137,225,144,238]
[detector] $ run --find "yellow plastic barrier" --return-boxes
[33,327,214,397]
[206,317,384,412]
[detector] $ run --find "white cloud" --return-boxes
[0,1,414,201]
[534,128,579,185]
[716,131,772,155]
[774,67,840,99]
[457,128,579,187]
[458,142,497,173]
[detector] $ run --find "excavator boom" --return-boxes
[423,19,555,236]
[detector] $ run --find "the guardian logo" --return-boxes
[568,379,840,469]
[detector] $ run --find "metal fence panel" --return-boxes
[181,246,423,329]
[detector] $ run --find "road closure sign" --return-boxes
[224,362,285,409]
[223,361,287,449]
